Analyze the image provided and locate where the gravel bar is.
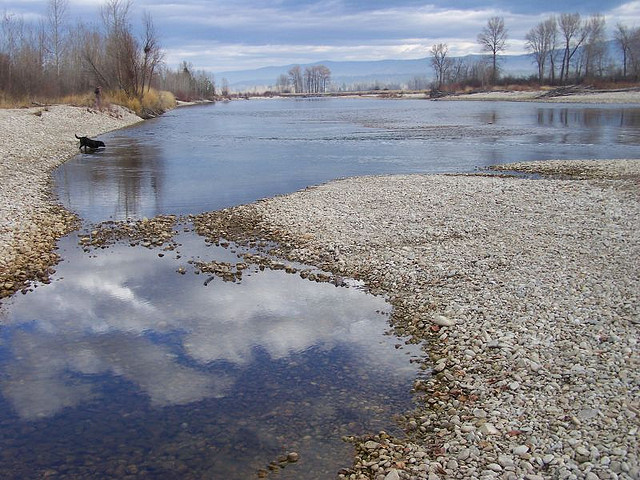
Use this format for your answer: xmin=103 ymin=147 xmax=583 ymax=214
xmin=195 ymin=161 xmax=640 ymax=480
xmin=0 ymin=105 xmax=141 ymax=299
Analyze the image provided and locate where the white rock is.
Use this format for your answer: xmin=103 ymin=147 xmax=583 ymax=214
xmin=513 ymin=445 xmax=529 ymax=456
xmin=385 ymin=469 xmax=400 ymax=480
xmin=497 ymin=454 xmax=514 ymax=467
xmin=364 ymin=440 xmax=380 ymax=450
xmin=457 ymin=448 xmax=471 ymax=461
xmin=479 ymin=423 xmax=499 ymax=435
xmin=432 ymin=315 xmax=456 ymax=326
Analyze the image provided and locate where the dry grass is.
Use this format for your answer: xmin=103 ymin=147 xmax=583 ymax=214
xmin=106 ymin=88 xmax=176 ymax=117
xmin=0 ymin=88 xmax=176 ymax=116
xmin=0 ymin=93 xmax=32 ymax=109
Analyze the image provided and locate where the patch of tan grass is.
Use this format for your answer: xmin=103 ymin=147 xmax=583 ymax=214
xmin=0 ymin=93 xmax=31 ymax=109
xmin=106 ymin=88 xmax=176 ymax=117
xmin=58 ymin=92 xmax=96 ymax=107
xmin=0 ymin=88 xmax=176 ymax=116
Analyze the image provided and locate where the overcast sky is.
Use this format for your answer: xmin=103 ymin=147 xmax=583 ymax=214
xmin=3 ymin=0 xmax=640 ymax=73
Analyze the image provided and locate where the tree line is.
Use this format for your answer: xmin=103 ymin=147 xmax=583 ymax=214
xmin=431 ymin=13 xmax=640 ymax=90
xmin=0 ymin=0 xmax=215 ymax=106
xmin=275 ymin=64 xmax=332 ymax=94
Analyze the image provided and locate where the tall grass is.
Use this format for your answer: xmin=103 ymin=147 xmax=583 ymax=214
xmin=107 ymin=88 xmax=176 ymax=117
xmin=0 ymin=88 xmax=176 ymax=117
xmin=0 ymin=93 xmax=34 ymax=108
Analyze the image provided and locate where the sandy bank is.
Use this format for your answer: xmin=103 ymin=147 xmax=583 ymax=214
xmin=194 ymin=160 xmax=640 ymax=479
xmin=436 ymin=88 xmax=640 ymax=104
xmin=0 ymin=104 xmax=142 ymax=299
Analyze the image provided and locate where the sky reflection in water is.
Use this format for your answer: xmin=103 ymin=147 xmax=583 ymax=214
xmin=0 ymin=234 xmax=421 ymax=478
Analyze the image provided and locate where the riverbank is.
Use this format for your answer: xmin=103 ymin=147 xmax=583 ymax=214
xmin=0 ymin=104 xmax=142 ymax=299
xmin=433 ymin=87 xmax=640 ymax=104
xmin=194 ymin=160 xmax=639 ymax=479
xmin=270 ymin=86 xmax=640 ymax=104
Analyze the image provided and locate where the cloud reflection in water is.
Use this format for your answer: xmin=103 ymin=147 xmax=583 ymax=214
xmin=0 ymin=235 xmax=416 ymax=421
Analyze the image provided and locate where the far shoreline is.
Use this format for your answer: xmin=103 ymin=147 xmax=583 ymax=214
xmin=247 ymin=86 xmax=640 ymax=104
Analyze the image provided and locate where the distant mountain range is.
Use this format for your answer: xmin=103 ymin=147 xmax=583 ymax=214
xmin=214 ymin=54 xmax=538 ymax=91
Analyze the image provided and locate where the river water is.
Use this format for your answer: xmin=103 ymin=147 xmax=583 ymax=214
xmin=1 ymin=98 xmax=639 ymax=479
xmin=54 ymin=98 xmax=640 ymax=222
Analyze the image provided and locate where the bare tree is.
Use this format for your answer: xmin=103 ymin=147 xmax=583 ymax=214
xmin=139 ymin=11 xmax=162 ymax=96
xmin=288 ymin=65 xmax=303 ymax=93
xmin=1 ymin=12 xmax=22 ymax=94
xmin=316 ymin=65 xmax=331 ymax=92
xmin=526 ymin=17 xmax=557 ymax=84
xmin=295 ymin=65 xmax=332 ymax=94
xmin=46 ymin=0 xmax=68 ymax=89
xmin=97 ymin=0 xmax=140 ymax=96
xmin=449 ymin=58 xmax=470 ymax=85
xmin=545 ymin=17 xmax=561 ymax=84
xmin=430 ymin=43 xmax=451 ymax=88
xmin=581 ymin=14 xmax=607 ymax=79
xmin=477 ymin=16 xmax=507 ymax=85
xmin=558 ymin=13 xmax=589 ymax=84
xmin=80 ymin=0 xmax=164 ymax=100
xmin=630 ymin=28 xmax=640 ymax=80
xmin=221 ymin=77 xmax=229 ymax=97
xmin=615 ymin=23 xmax=633 ymax=78
xmin=275 ymin=73 xmax=290 ymax=93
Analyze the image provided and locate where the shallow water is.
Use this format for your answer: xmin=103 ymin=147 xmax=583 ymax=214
xmin=2 ymin=98 xmax=640 ymax=478
xmin=54 ymin=98 xmax=640 ymax=222
xmin=0 ymin=232 xmax=423 ymax=479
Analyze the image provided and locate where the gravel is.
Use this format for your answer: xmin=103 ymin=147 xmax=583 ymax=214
xmin=0 ymin=104 xmax=141 ymax=299
xmin=195 ymin=161 xmax=640 ymax=479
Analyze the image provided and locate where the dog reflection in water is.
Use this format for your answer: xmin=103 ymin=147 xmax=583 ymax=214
xmin=75 ymin=134 xmax=106 ymax=152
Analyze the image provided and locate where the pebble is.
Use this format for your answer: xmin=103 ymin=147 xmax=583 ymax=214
xmin=479 ymin=423 xmax=499 ymax=435
xmin=385 ymin=469 xmax=400 ymax=480
xmin=433 ymin=359 xmax=447 ymax=372
xmin=457 ymin=448 xmax=471 ymax=461
xmin=431 ymin=314 xmax=456 ymax=326
xmin=498 ymin=455 xmax=514 ymax=467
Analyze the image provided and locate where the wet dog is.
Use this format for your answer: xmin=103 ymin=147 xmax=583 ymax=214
xmin=75 ymin=134 xmax=105 ymax=152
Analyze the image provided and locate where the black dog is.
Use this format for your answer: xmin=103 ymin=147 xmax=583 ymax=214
xmin=75 ymin=134 xmax=105 ymax=152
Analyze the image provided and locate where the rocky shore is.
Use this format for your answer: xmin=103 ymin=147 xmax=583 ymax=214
xmin=194 ymin=160 xmax=639 ymax=480
xmin=0 ymin=104 xmax=141 ymax=299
